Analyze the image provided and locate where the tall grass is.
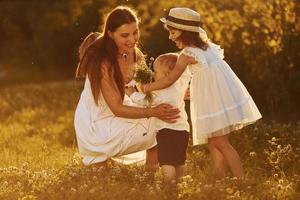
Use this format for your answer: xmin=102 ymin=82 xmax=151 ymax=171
xmin=0 ymin=81 xmax=299 ymax=200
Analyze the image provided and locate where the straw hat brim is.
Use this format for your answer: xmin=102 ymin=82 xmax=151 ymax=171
xmin=160 ymin=17 xmax=206 ymax=33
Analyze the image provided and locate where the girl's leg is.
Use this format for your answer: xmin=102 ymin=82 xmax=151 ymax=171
xmin=161 ymin=165 xmax=177 ymax=183
xmin=175 ymin=164 xmax=186 ymax=179
xmin=207 ymin=139 xmax=227 ymax=178
xmin=146 ymin=145 xmax=158 ymax=170
xmin=209 ymin=134 xmax=243 ymax=178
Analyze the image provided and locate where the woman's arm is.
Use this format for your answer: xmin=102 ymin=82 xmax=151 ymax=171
xmin=100 ymin=65 xmax=180 ymax=122
xmin=142 ymin=54 xmax=195 ymax=93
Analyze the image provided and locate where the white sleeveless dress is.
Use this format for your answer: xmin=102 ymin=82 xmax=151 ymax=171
xmin=181 ymin=43 xmax=262 ymax=145
xmin=74 ymin=78 xmax=157 ymax=165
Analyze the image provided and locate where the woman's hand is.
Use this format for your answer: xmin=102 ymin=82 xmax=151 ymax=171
xmin=151 ymin=103 xmax=180 ymax=123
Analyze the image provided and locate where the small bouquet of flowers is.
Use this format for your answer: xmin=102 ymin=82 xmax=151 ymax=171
xmin=134 ymin=57 xmax=155 ymax=107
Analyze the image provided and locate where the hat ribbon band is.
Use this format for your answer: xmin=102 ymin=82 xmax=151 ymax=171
xmin=166 ymin=15 xmax=201 ymax=27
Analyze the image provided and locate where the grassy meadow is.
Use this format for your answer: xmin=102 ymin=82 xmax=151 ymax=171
xmin=0 ymin=80 xmax=299 ymax=200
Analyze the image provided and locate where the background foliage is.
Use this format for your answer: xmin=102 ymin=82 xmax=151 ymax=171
xmin=0 ymin=0 xmax=299 ymax=119
xmin=0 ymin=1 xmax=299 ymax=199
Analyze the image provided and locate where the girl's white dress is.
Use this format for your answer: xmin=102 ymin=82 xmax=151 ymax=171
xmin=74 ymin=78 xmax=156 ymax=165
xmin=181 ymin=43 xmax=262 ymax=145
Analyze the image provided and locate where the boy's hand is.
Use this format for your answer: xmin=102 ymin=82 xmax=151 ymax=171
xmin=184 ymin=88 xmax=190 ymax=100
xmin=140 ymin=83 xmax=150 ymax=93
xmin=125 ymin=86 xmax=136 ymax=96
xmin=188 ymin=55 xmax=197 ymax=65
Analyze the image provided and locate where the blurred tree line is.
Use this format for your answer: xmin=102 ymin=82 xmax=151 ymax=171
xmin=0 ymin=0 xmax=299 ymax=120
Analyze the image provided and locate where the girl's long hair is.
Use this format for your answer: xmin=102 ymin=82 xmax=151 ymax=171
xmin=76 ymin=6 xmax=140 ymax=105
xmin=167 ymin=25 xmax=208 ymax=50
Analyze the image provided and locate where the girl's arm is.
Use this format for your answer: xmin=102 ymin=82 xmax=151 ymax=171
xmin=142 ymin=54 xmax=195 ymax=93
xmin=100 ymin=64 xmax=180 ymax=123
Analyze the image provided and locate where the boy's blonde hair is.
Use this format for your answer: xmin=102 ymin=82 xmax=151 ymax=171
xmin=154 ymin=53 xmax=178 ymax=71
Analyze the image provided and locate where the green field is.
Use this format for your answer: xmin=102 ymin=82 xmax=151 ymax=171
xmin=0 ymin=81 xmax=299 ymax=200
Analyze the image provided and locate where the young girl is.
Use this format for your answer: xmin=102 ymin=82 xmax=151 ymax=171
xmin=141 ymin=7 xmax=262 ymax=178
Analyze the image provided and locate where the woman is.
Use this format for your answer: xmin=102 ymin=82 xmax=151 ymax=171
xmin=74 ymin=6 xmax=180 ymax=166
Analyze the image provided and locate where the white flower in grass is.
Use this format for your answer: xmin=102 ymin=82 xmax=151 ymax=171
xmin=249 ymin=151 xmax=257 ymax=157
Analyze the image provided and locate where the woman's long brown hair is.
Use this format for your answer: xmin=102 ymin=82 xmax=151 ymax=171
xmin=76 ymin=6 xmax=140 ymax=105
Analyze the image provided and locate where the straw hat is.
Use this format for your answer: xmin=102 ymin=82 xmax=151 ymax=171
xmin=160 ymin=7 xmax=206 ymax=33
